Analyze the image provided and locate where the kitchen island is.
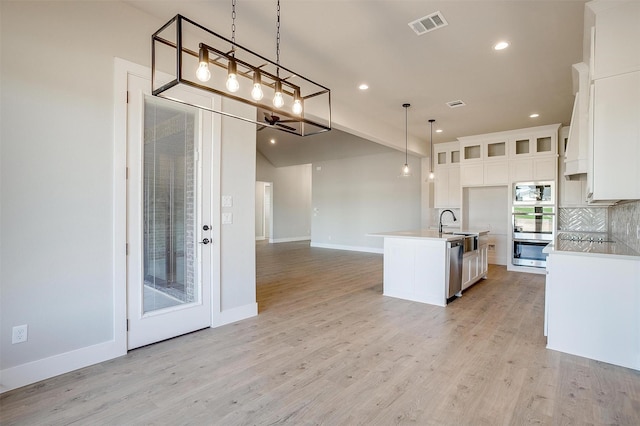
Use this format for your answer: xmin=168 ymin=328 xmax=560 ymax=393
xmin=371 ymin=229 xmax=489 ymax=307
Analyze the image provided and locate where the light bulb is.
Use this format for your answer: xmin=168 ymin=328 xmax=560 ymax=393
xmin=251 ymin=71 xmax=264 ymax=101
xmin=402 ymin=164 xmax=410 ymax=176
xmin=226 ymin=74 xmax=240 ymax=92
xmin=429 ymin=171 xmax=435 ymax=180
xmin=196 ymin=47 xmax=211 ymax=82
xmin=226 ymin=59 xmax=239 ymax=92
xmin=292 ymin=99 xmax=303 ymax=115
xmin=251 ymin=83 xmax=264 ymax=101
xmin=273 ymin=80 xmax=285 ymax=108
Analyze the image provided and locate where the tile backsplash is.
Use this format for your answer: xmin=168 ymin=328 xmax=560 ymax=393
xmin=558 ymin=207 xmax=608 ymax=232
xmin=609 ymin=200 xmax=640 ymax=253
xmin=559 ymin=201 xmax=640 ymax=253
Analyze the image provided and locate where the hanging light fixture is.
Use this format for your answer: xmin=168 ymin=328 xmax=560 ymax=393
xmin=225 ymin=0 xmax=240 ymax=93
xmin=428 ymin=119 xmax=436 ymax=180
xmin=151 ymin=4 xmax=331 ymax=136
xmin=401 ymin=103 xmax=411 ymax=177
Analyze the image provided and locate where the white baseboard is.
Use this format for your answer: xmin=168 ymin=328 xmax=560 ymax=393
xmin=212 ymin=302 xmax=258 ymax=328
xmin=310 ymin=242 xmax=383 ymax=254
xmin=0 ymin=340 xmax=126 ymax=394
xmin=269 ymin=236 xmax=311 ymax=243
xmin=256 ymin=236 xmax=266 ymax=241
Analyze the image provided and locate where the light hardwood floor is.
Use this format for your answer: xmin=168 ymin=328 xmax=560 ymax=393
xmin=2 ymin=241 xmax=639 ymax=425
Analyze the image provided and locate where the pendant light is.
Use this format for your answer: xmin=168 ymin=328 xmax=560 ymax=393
xmin=196 ymin=45 xmax=211 ymax=82
xmin=401 ymin=103 xmax=411 ymax=177
xmin=273 ymin=0 xmax=284 ymax=109
xmin=428 ymin=119 xmax=435 ymax=180
xmin=226 ymin=0 xmax=240 ymax=93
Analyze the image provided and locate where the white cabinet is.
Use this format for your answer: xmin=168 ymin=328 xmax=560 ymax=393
xmin=435 ymin=167 xmax=461 ymax=208
xmin=589 ymin=0 xmax=640 ymax=80
xmin=546 ymin=250 xmax=640 ymax=370
xmin=459 ymin=125 xmax=559 ymax=187
xmin=590 ymin=71 xmax=640 ymax=201
xmin=434 ymin=142 xmax=461 ymax=208
xmin=462 ymin=240 xmax=489 ymax=291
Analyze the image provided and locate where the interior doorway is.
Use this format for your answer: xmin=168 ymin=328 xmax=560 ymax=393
xmin=256 ymin=181 xmax=273 ymax=242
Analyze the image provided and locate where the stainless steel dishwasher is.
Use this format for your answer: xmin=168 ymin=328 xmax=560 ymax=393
xmin=446 ymin=239 xmax=464 ymax=301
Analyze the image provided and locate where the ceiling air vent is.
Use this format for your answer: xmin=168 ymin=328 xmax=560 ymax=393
xmin=446 ymin=100 xmax=466 ymax=108
xmin=408 ymin=11 xmax=448 ymax=36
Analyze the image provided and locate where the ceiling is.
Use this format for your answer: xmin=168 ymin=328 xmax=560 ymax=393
xmin=127 ymin=0 xmax=586 ymax=167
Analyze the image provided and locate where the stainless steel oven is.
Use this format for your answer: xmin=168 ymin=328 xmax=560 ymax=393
xmin=512 ymin=206 xmax=554 ymax=268
xmin=513 ymin=238 xmax=550 ymax=268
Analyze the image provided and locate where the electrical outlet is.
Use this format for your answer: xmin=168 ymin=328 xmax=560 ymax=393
xmin=12 ymin=324 xmax=28 ymax=344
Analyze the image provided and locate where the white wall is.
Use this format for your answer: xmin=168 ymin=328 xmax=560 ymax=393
xmin=255 ymin=182 xmax=266 ymax=239
xmin=0 ymin=1 xmax=256 ymax=391
xmin=311 ymin=151 xmax=422 ymax=252
xmin=463 ymin=186 xmax=510 ymax=265
xmin=256 ymin=152 xmax=312 ymax=242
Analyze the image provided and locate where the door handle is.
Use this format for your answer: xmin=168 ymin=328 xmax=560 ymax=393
xmin=203 ymin=225 xmax=211 ymax=231
xmin=199 ymin=238 xmax=211 ymax=245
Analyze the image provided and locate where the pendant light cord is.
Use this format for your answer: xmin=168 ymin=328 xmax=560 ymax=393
xmin=405 ymin=107 xmax=408 ymax=164
xmin=276 ymin=0 xmax=281 ymax=78
xmin=231 ymin=0 xmax=237 ymax=55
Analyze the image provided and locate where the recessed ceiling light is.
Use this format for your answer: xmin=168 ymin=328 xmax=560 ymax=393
xmin=436 ymin=129 xmax=443 ymax=133
xmin=270 ymin=139 xmax=276 ymax=144
xmin=358 ymin=83 xmax=369 ymax=90
xmin=529 ymin=113 xmax=540 ymax=118
xmin=494 ymin=41 xmax=509 ymax=51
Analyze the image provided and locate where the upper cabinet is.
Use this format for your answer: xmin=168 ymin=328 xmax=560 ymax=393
xmin=589 ymin=1 xmax=640 ymax=80
xmin=458 ymin=124 xmax=559 ymax=187
xmin=583 ymin=0 xmax=640 ymax=202
xmin=434 ymin=141 xmax=461 ymax=209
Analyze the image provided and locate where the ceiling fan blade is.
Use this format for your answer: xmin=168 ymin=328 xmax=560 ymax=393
xmin=277 ymin=123 xmax=297 ymax=132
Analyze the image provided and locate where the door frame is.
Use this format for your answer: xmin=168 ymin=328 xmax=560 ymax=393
xmin=113 ymin=58 xmax=222 ymax=352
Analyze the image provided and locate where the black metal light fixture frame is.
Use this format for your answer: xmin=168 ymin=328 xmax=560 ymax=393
xmin=152 ymin=14 xmax=331 ymax=137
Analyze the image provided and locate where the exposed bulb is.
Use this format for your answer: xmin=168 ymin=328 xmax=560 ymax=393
xmin=402 ymin=164 xmax=410 ymax=176
xmin=251 ymin=83 xmax=264 ymax=101
xmin=273 ymin=91 xmax=284 ymax=108
xmin=196 ymin=63 xmax=211 ymax=82
xmin=429 ymin=171 xmax=435 ymax=180
xmin=226 ymin=74 xmax=240 ymax=92
xmin=196 ymin=47 xmax=211 ymax=82
xmin=292 ymin=99 xmax=303 ymax=115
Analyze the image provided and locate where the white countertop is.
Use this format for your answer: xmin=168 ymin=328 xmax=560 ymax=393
xmin=369 ymin=229 xmax=489 ymax=242
xmin=543 ymin=237 xmax=640 ymax=260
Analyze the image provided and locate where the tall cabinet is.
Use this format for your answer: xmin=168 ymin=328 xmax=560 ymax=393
xmin=433 ymin=142 xmax=461 ymax=208
xmin=585 ymin=1 xmax=640 ymax=202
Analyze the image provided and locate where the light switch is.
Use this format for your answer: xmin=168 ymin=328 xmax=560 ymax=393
xmin=222 ymin=195 xmax=233 ymax=207
xmin=222 ymin=212 xmax=233 ymax=224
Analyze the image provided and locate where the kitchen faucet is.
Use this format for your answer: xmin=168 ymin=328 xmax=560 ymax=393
xmin=439 ymin=209 xmax=457 ymax=234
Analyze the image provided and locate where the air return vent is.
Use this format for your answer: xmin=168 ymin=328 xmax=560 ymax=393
xmin=408 ymin=11 xmax=448 ymax=35
xmin=446 ymin=100 xmax=466 ymax=108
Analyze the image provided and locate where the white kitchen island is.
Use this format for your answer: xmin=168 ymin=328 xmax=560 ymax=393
xmin=371 ymin=230 xmax=488 ymax=307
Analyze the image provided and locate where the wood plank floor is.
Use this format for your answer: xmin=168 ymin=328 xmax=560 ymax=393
xmin=2 ymin=241 xmax=639 ymax=425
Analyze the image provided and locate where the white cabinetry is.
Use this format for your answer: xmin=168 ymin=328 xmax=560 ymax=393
xmin=583 ymin=1 xmax=640 ymax=202
xmin=590 ymin=71 xmax=640 ymax=201
xmin=462 ymin=237 xmax=489 ymax=291
xmin=590 ymin=1 xmax=640 ymax=80
xmin=546 ymin=250 xmax=640 ymax=370
xmin=434 ymin=142 xmax=461 ymax=208
xmin=458 ymin=125 xmax=559 ymax=187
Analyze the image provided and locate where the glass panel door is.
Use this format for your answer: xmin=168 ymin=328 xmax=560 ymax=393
xmin=143 ymin=97 xmax=197 ymax=312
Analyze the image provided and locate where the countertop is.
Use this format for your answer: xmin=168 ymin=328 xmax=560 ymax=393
xmin=369 ymin=229 xmax=489 ymax=242
xmin=543 ymin=233 xmax=640 ymax=259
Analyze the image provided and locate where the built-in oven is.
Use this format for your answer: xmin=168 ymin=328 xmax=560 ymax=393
xmin=513 ymin=238 xmax=549 ymax=268
xmin=513 ymin=181 xmax=554 ymax=205
xmin=512 ymin=206 xmax=554 ymax=268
